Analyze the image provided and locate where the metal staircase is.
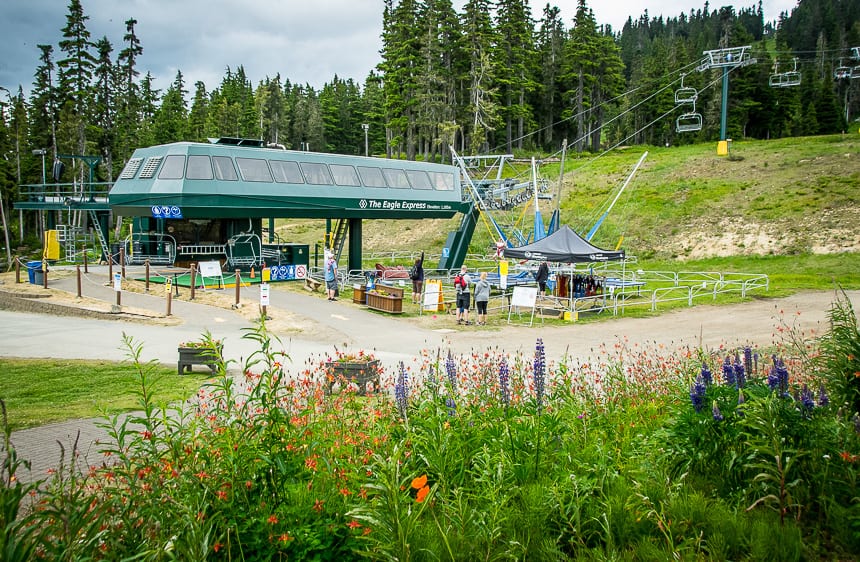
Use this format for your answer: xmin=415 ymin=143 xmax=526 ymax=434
xmin=88 ymin=210 xmax=110 ymax=263
xmin=330 ymin=219 xmax=349 ymax=261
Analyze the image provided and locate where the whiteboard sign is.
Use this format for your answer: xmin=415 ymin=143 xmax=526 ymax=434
xmin=113 ymin=273 xmax=122 ymax=292
xmin=423 ymin=280 xmax=442 ymax=311
xmin=510 ymin=286 xmax=537 ymax=308
xmin=260 ymin=283 xmax=270 ymax=306
xmin=199 ymin=260 xmax=222 ymax=277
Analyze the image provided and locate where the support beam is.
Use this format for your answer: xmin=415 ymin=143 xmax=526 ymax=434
xmin=348 ymin=218 xmax=362 ymax=273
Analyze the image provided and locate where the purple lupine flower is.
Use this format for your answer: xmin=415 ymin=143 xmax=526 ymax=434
xmin=776 ymin=358 xmax=790 ymax=396
xmin=712 ymin=401 xmax=724 ymax=422
xmin=690 ymin=375 xmax=707 ymax=413
xmin=744 ymin=347 xmax=753 ymax=378
xmin=800 ymin=384 xmax=815 ymax=412
xmin=499 ymin=358 xmax=511 ymax=407
xmin=394 ymin=361 xmax=409 ymax=418
xmin=445 ymin=350 xmax=457 ymax=391
xmin=722 ymin=356 xmax=735 ymax=387
xmin=445 ymin=397 xmax=457 ymax=416
xmin=753 ymin=351 xmax=759 ymax=375
xmin=700 ymin=362 xmax=712 ymax=386
xmin=534 ymin=338 xmax=546 ymax=411
xmin=733 ymin=353 xmax=746 ymax=389
xmin=767 ymin=355 xmax=779 ymax=391
xmin=818 ymin=384 xmax=829 ymax=407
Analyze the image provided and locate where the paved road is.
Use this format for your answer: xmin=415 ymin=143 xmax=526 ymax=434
xmin=3 ymin=268 xmax=857 ymax=483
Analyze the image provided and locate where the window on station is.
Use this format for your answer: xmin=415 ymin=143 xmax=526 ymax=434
xmin=330 ymin=164 xmax=361 ymax=186
xmin=382 ymin=168 xmax=410 ymax=189
xmin=428 ymin=171 xmax=455 ymax=191
xmin=405 ymin=170 xmax=432 ymax=190
xmin=300 ymin=162 xmax=333 ymax=185
xmin=236 ymin=157 xmax=274 ymax=182
xmin=357 ymin=166 xmax=386 ymax=187
xmin=270 ymin=160 xmax=304 ymax=183
xmin=213 ymin=156 xmax=238 ymax=181
xmin=158 ymin=155 xmax=186 ymax=179
xmin=186 ymin=155 xmax=214 ymax=180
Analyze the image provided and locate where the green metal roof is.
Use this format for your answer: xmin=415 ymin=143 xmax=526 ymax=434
xmin=109 ymin=141 xmax=468 ymax=220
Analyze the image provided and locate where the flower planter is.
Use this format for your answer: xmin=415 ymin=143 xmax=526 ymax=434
xmin=325 ymin=359 xmax=381 ymax=393
xmin=366 ymin=292 xmax=403 ymax=313
xmin=353 ymin=284 xmax=367 ymax=305
xmin=178 ymin=345 xmax=222 ymax=375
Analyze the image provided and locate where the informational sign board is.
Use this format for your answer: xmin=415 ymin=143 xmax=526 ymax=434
xmin=151 ymin=205 xmax=183 ymax=219
xmin=422 ymin=280 xmax=443 ymax=312
xmin=199 ymin=261 xmax=222 ymax=277
xmin=262 ymin=267 xmax=271 ymax=282
xmin=113 ymin=272 xmax=122 ymax=292
xmin=197 ymin=260 xmax=225 ymax=290
xmin=295 ymin=264 xmax=307 ymax=279
xmin=507 ymin=286 xmax=538 ymax=327
xmin=165 ymin=278 xmax=172 ymax=294
xmin=260 ymin=283 xmax=270 ymax=306
xmin=269 ymin=264 xmax=297 ymax=281
xmin=499 ymin=260 xmax=509 ymax=290
xmin=510 ymin=286 xmax=537 ymax=308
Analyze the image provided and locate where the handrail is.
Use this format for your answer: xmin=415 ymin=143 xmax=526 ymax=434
xmin=18 ymin=181 xmax=112 ymax=203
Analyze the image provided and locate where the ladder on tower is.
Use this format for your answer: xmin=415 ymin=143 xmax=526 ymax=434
xmin=330 ymin=219 xmax=349 ymax=262
xmin=88 ymin=209 xmax=111 ymax=263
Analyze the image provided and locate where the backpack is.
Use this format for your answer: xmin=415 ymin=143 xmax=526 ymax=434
xmin=454 ymin=274 xmax=467 ymax=291
xmin=409 ymin=264 xmax=419 ymax=280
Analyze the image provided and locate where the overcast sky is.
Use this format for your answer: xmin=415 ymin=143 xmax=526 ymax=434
xmin=0 ymin=0 xmax=799 ymax=98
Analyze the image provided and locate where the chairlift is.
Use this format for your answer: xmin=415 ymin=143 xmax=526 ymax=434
xmin=835 ymin=58 xmax=852 ymax=80
xmin=769 ymin=58 xmax=801 ymax=88
xmin=675 ymin=73 xmax=698 ymax=105
xmin=676 ymin=111 xmax=703 ymax=133
xmin=851 ymin=65 xmax=860 ymax=80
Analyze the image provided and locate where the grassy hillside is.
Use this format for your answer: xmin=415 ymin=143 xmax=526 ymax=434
xmin=275 ymin=134 xmax=860 ymax=271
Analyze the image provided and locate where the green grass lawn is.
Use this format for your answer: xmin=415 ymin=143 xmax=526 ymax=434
xmin=0 ymin=358 xmax=213 ymax=429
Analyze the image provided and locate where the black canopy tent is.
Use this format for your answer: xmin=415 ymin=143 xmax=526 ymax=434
xmin=503 ymin=225 xmax=625 ymax=263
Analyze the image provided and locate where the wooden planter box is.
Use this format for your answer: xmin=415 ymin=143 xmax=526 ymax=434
xmin=366 ymin=292 xmax=403 ymax=313
xmin=178 ymin=345 xmax=222 ymax=375
xmin=366 ymin=284 xmax=404 ymax=313
xmin=353 ymin=284 xmax=367 ymax=304
xmin=325 ymin=359 xmax=381 ymax=393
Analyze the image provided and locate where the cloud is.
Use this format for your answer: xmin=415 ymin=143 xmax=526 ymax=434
xmin=0 ymin=0 xmax=803 ymax=99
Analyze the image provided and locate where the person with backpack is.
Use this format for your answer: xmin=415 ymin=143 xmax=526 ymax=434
xmin=325 ymin=251 xmax=338 ymax=301
xmin=454 ymin=265 xmax=472 ymax=325
xmin=409 ymin=251 xmax=425 ymax=304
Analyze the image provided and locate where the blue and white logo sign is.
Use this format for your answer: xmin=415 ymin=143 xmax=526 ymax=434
xmin=151 ymin=205 xmax=183 ymax=219
xmin=269 ymin=265 xmax=296 ymax=281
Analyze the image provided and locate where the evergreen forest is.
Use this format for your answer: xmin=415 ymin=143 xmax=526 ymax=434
xmin=1 ymin=0 xmax=859 ymax=195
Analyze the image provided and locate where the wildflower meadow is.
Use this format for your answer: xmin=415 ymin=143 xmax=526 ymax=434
xmin=1 ymin=293 xmax=859 ymax=560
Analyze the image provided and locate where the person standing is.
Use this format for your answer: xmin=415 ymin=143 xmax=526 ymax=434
xmin=410 ymin=251 xmax=425 ymax=304
xmin=325 ymin=251 xmax=338 ymax=301
xmin=454 ymin=265 xmax=472 ymax=325
xmin=535 ymin=261 xmax=550 ymax=296
xmin=474 ymin=271 xmax=491 ymax=325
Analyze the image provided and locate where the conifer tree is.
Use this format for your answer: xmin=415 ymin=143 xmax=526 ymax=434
xmin=57 ymin=0 xmax=97 ymax=160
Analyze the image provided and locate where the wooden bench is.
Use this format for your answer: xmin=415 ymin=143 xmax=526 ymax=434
xmin=177 ymin=346 xmax=221 ymax=375
xmin=305 ymin=277 xmax=323 ymax=292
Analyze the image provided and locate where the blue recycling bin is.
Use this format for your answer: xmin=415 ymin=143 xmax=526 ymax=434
xmin=26 ymin=261 xmax=41 ymax=284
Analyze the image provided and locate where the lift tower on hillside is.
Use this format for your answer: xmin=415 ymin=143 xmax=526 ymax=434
xmin=698 ymin=46 xmax=756 ymax=152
